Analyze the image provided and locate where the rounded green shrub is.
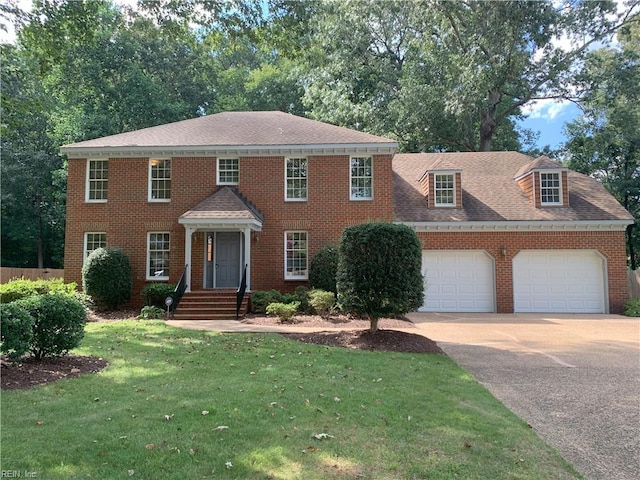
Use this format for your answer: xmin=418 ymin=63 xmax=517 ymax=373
xmin=14 ymin=294 xmax=87 ymax=359
xmin=82 ymin=247 xmax=132 ymax=310
xmin=309 ymin=244 xmax=339 ymax=293
xmin=141 ymin=283 xmax=175 ymax=308
xmin=0 ymin=303 xmax=34 ymax=360
xmin=251 ymin=290 xmax=284 ymax=313
xmin=266 ymin=302 xmax=300 ymax=323
xmin=309 ymin=289 xmax=335 ymax=317
xmin=624 ymin=297 xmax=640 ymax=317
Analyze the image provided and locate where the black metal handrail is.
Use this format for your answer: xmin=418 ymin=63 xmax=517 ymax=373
xmin=172 ymin=264 xmax=188 ymax=312
xmin=236 ymin=264 xmax=247 ymax=319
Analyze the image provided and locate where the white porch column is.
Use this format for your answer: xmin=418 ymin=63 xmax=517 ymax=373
xmin=244 ymin=227 xmax=251 ymax=290
xmin=184 ymin=227 xmax=195 ymax=293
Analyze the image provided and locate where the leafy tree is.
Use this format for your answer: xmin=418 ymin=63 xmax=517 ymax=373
xmin=299 ymin=0 xmax=638 ymax=152
xmin=1 ymin=44 xmax=66 ymax=268
xmin=564 ymin=22 xmax=640 ymax=269
xmin=336 ymin=223 xmax=424 ymax=333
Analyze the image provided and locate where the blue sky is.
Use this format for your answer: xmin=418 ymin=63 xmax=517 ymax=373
xmin=519 ymin=100 xmax=581 ymax=151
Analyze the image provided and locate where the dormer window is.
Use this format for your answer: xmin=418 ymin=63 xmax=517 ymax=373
xmin=434 ymin=173 xmax=455 ymax=206
xmin=540 ymin=171 xmax=561 ymax=205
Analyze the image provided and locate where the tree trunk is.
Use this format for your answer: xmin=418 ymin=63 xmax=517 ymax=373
xmin=478 ymin=89 xmax=502 ymax=152
xmin=369 ymin=316 xmax=379 ymax=334
xmin=34 ymin=193 xmax=44 ymax=268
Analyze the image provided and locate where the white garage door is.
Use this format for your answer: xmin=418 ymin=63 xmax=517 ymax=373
xmin=513 ymin=250 xmax=606 ymax=313
xmin=420 ymin=251 xmax=495 ymax=312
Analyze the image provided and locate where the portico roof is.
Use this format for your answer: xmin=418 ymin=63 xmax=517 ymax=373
xmin=178 ymin=187 xmax=263 ymax=230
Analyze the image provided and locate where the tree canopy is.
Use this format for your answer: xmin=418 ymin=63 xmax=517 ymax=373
xmin=1 ymin=0 xmax=638 ymax=268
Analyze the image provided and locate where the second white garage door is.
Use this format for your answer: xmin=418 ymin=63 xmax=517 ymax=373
xmin=420 ymin=250 xmax=495 ymax=312
xmin=513 ymin=250 xmax=606 ymax=313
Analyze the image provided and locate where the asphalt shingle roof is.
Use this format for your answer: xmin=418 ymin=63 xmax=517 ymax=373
xmin=62 ymin=111 xmax=396 ymax=149
xmin=180 ymin=187 xmax=264 ymax=222
xmin=393 ymin=151 xmax=633 ymax=223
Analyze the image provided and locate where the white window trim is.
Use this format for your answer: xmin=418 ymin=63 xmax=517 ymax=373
xmin=217 ymin=157 xmax=240 ymax=185
xmin=85 ymin=159 xmax=108 ymax=203
xmin=284 ymin=157 xmax=308 ymax=202
xmin=284 ymin=231 xmax=308 ymax=280
xmin=433 ymin=172 xmax=456 ymax=207
xmin=147 ymin=232 xmax=170 ymax=281
xmin=83 ymin=232 xmax=106 ymax=262
xmin=148 ymin=158 xmax=171 ymax=203
xmin=349 ymin=156 xmax=373 ymax=201
xmin=539 ymin=170 xmax=563 ymax=206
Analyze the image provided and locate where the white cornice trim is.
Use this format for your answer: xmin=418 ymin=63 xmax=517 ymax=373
xmin=398 ymin=220 xmax=633 ymax=232
xmin=178 ymin=217 xmax=262 ymax=231
xmin=60 ymin=143 xmax=398 ymax=159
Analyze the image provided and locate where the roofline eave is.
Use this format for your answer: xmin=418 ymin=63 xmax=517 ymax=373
xmin=60 ymin=142 xmax=398 ymax=159
xmin=178 ymin=217 xmax=263 ymax=231
xmin=397 ymin=219 xmax=633 ymax=232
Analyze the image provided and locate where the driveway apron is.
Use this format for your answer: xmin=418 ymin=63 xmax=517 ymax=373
xmin=406 ymin=313 xmax=640 ymax=480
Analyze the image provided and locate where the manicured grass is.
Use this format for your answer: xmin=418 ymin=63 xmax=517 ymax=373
xmin=1 ymin=321 xmax=582 ymax=479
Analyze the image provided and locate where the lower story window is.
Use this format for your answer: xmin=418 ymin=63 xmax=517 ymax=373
xmin=285 ymin=231 xmax=308 ymax=280
xmin=84 ymin=232 xmax=106 ymax=262
xmin=148 ymin=232 xmax=170 ymax=280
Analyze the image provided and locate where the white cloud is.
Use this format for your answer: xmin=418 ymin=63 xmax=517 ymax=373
xmin=523 ymin=99 xmax=572 ymax=121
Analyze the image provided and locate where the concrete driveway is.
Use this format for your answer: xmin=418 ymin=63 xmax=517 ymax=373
xmin=406 ymin=312 xmax=640 ymax=480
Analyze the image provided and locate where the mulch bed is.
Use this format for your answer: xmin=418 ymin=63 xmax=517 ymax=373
xmin=283 ymin=329 xmax=444 ymax=354
xmin=1 ymin=355 xmax=108 ymax=391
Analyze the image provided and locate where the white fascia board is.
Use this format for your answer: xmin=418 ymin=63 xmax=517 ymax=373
xmin=60 ymin=143 xmax=398 ymax=159
xmin=178 ymin=217 xmax=262 ymax=231
xmin=398 ymin=220 xmax=633 ymax=232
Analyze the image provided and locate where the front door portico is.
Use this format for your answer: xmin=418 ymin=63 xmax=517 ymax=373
xmin=178 ymin=187 xmax=264 ymax=293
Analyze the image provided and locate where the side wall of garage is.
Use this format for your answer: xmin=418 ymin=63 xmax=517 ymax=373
xmin=415 ymin=230 xmax=628 ymax=314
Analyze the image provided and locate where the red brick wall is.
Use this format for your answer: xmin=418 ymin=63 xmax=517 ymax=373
xmin=64 ymin=154 xmax=394 ymax=306
xmin=415 ymin=230 xmax=628 ymax=314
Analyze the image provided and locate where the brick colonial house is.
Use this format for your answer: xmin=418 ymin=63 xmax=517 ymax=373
xmin=61 ymin=111 xmax=633 ymax=315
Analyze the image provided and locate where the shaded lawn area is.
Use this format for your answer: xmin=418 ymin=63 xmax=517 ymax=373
xmin=1 ymin=321 xmax=582 ymax=480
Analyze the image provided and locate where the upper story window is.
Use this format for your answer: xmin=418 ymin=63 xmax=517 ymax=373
xmin=284 ymin=231 xmax=308 ymax=280
xmin=350 ymin=156 xmax=373 ymax=200
xmin=434 ymin=173 xmax=455 ymax=206
xmin=285 ymin=157 xmax=307 ymax=201
xmin=218 ymin=158 xmax=239 ymax=185
xmin=84 ymin=232 xmax=106 ymax=262
xmin=86 ymin=159 xmax=108 ymax=202
xmin=149 ymin=159 xmax=171 ymax=202
xmin=540 ymin=171 xmax=561 ymax=205
xmin=147 ymin=232 xmax=170 ymax=280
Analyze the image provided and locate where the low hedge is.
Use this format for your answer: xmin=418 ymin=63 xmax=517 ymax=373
xmin=0 ymin=278 xmax=77 ymax=304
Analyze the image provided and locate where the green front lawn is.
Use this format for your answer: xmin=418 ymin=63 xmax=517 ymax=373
xmin=1 ymin=321 xmax=581 ymax=479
